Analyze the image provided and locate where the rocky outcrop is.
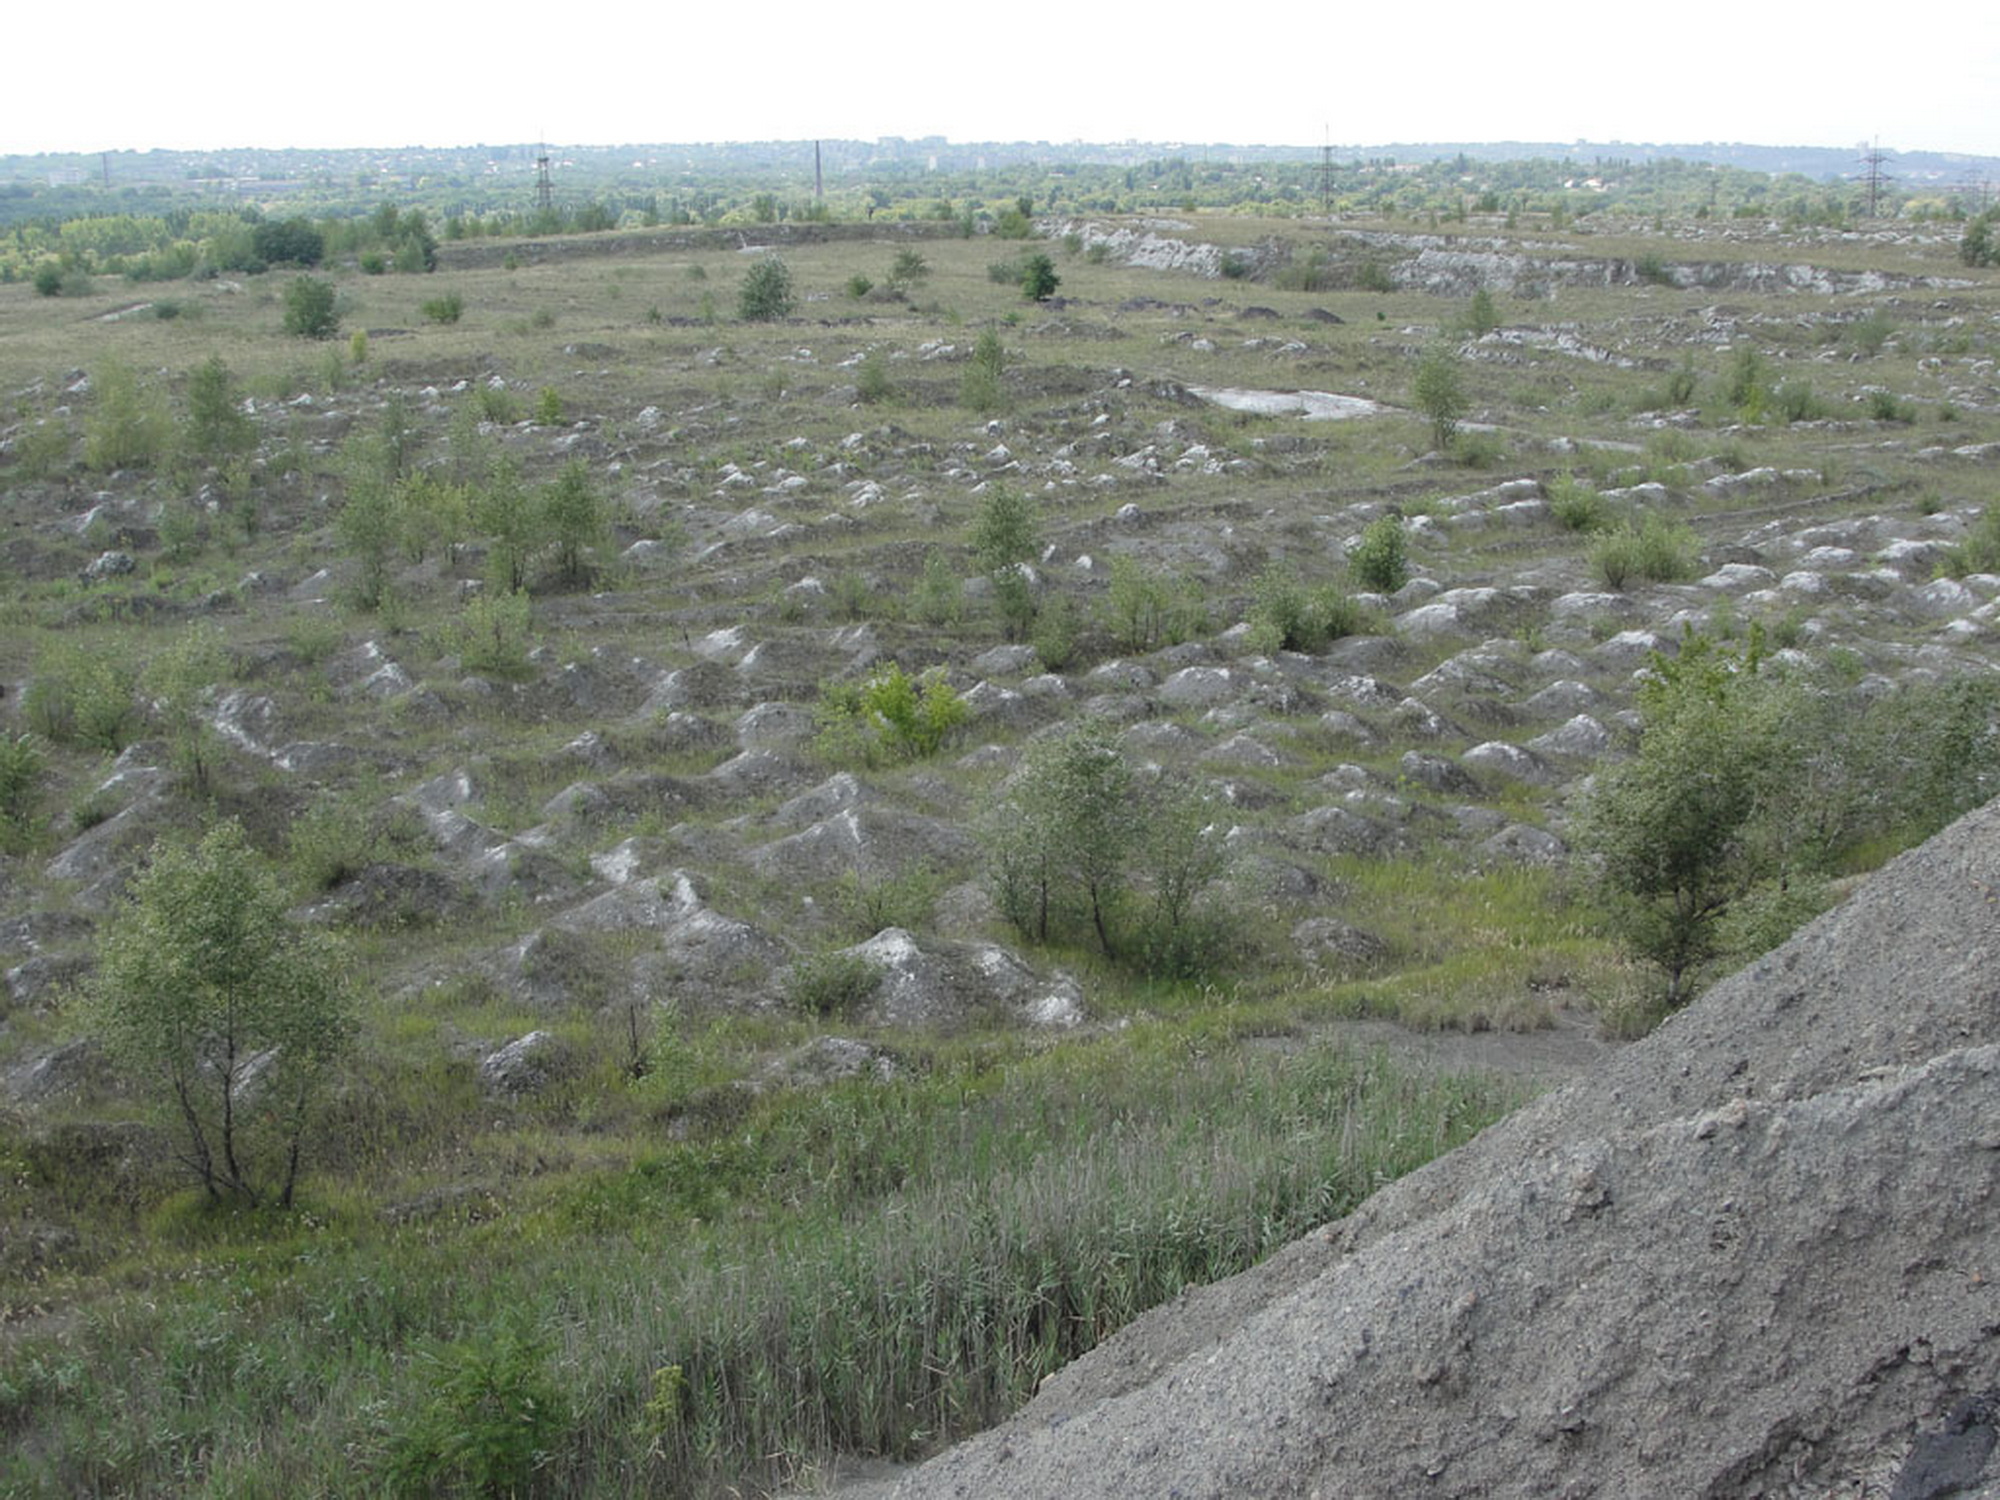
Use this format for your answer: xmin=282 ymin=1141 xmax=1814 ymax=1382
xmin=863 ymin=798 xmax=2000 ymax=1499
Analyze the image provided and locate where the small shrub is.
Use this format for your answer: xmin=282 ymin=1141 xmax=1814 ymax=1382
xmin=887 ymin=248 xmax=930 ymax=289
xmin=23 ymin=638 xmax=138 ymax=750
xmin=1771 ymin=379 xmax=1827 ymax=424
xmin=1663 ymin=360 xmax=1699 ymax=406
xmin=0 ymin=733 xmax=44 ymax=852
xmin=386 ymin=1331 xmax=568 ymax=1498
xmin=910 ymin=548 xmax=962 ymax=628
xmin=445 ymin=589 xmax=536 ymax=678
xmin=1356 ymin=259 xmax=1397 ymax=293
xmin=1020 ymin=252 xmax=1060 ymax=301
xmin=845 ymin=273 xmax=874 ymax=300
xmin=1937 ymin=506 xmax=2000 ymax=578
xmin=738 ymin=256 xmax=794 ymax=321
xmin=1548 ymin=474 xmax=1611 ymax=533
xmin=83 ymin=360 xmax=170 ymax=472
xmin=477 ymin=384 xmax=521 ymax=424
xmin=855 ymin=349 xmax=893 ymax=405
xmin=420 ymin=291 xmax=464 ymax=324
xmin=1103 ymin=556 xmax=1207 ymax=652
xmin=1032 ymin=594 xmax=1081 ymax=671
xmin=816 ymin=664 xmax=968 ymax=765
xmin=534 ymin=386 xmax=564 ymax=425
xmin=1247 ymin=566 xmax=1365 ymax=653
xmin=961 ymin=328 xmax=1007 ymax=414
xmin=1592 ymin=513 xmax=1700 ymax=590
xmin=1866 ymin=389 xmax=1914 ymax=423
xmin=1348 ymin=515 xmax=1410 ymax=593
xmin=282 ymin=275 xmax=340 ymax=339
xmin=1462 ymin=287 xmax=1499 ymax=336
xmin=1722 ymin=346 xmax=1768 ymax=417
xmin=1411 ymin=345 xmax=1466 ymax=451
xmin=785 ymin=950 xmax=882 ymax=1018
xmin=1845 ymin=312 xmax=1894 ymax=355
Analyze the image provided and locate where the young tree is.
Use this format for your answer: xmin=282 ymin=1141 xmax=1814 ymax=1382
xmin=539 ymin=459 xmax=605 ymax=587
xmin=1020 ymin=252 xmax=1060 ymax=301
xmin=1411 ymin=344 xmax=1466 ymax=451
xmin=987 ymin=721 xmax=1134 ymax=955
xmin=972 ymin=484 xmax=1040 ymax=639
xmin=143 ymin=621 xmax=227 ymax=796
xmin=960 ymin=328 xmax=1007 ymax=413
xmin=182 ymin=354 xmax=256 ymax=466
xmin=282 ymin=275 xmax=340 ymax=339
xmin=737 ymin=256 xmax=794 ymax=321
xmin=475 ymin=457 xmax=544 ymax=592
xmin=1575 ymin=634 xmax=1787 ymax=1005
xmin=92 ymin=821 xmax=355 ymax=1208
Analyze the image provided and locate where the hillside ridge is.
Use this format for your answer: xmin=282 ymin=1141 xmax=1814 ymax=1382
xmin=856 ymin=796 xmax=2000 ymax=1498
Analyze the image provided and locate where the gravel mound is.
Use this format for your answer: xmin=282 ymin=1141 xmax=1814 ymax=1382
xmin=864 ymin=799 xmax=2000 ymax=1499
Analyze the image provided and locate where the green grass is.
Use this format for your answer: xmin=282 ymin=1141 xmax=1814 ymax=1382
xmin=1 ymin=206 xmax=1996 ymax=1499
xmin=0 ymin=1024 xmax=1518 ymax=1496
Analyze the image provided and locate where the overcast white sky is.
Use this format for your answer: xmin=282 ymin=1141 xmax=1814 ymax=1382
xmin=11 ymin=0 xmax=1999 ymax=159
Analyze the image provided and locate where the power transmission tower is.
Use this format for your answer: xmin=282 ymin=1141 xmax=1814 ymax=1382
xmin=535 ymin=142 xmax=554 ymax=216
xmin=1320 ymin=127 xmax=1332 ymax=215
xmin=1859 ymin=140 xmax=1891 ymax=219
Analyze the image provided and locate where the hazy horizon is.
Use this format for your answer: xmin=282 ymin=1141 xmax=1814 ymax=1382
xmin=18 ymin=0 xmax=1999 ymax=160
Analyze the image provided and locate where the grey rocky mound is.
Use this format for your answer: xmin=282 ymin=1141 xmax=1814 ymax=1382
xmin=864 ymin=799 xmax=2000 ymax=1499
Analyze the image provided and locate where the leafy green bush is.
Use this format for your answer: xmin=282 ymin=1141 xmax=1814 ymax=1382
xmin=855 ymin=348 xmax=893 ymax=405
xmin=845 ymin=273 xmax=873 ymax=299
xmin=180 ymin=354 xmax=255 ymax=465
xmin=90 ymin=820 xmax=355 ymax=1206
xmin=386 ymin=1330 xmax=568 ymax=1497
xmin=784 ymin=950 xmax=883 ymax=1018
xmin=1937 ymin=506 xmax=2000 ymax=578
xmin=420 ymin=291 xmax=464 ymax=324
xmin=985 ymin=724 xmax=1231 ymax=970
xmin=1866 ymin=389 xmax=1914 ymax=423
xmin=960 ymin=328 xmax=1006 ymax=413
xmin=911 ymin=547 xmax=962 ymax=627
xmin=1246 ymin=565 xmax=1364 ymax=653
xmin=815 ymin=664 xmax=968 ymax=765
xmin=1347 ymin=515 xmax=1410 ymax=593
xmin=0 ymin=733 xmax=44 ymax=852
xmin=1548 ymin=474 xmax=1611 ymax=532
xmin=1958 ymin=208 xmax=1998 ymax=267
xmin=1356 ymin=258 xmax=1397 ymax=292
xmin=83 ymin=359 xmax=171 ymax=472
xmin=476 ymin=384 xmax=521 ymax=424
xmin=1032 ymin=594 xmax=1082 ymax=671
xmin=1103 ymin=556 xmax=1207 ymax=652
xmin=887 ymin=247 xmax=930 ymax=289
xmin=1020 ymin=252 xmax=1060 ymax=301
xmin=1771 ymin=379 xmax=1827 ymax=424
xmin=1591 ymin=513 xmax=1700 ymax=589
xmin=737 ymin=256 xmax=794 ymax=321
xmin=281 ymin=275 xmax=339 ymax=339
xmin=1722 ymin=346 xmax=1768 ymax=418
xmin=1411 ymin=345 xmax=1466 ymax=450
xmin=445 ymin=589 xmax=536 ymax=679
xmin=22 ymin=637 xmax=138 ymax=750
